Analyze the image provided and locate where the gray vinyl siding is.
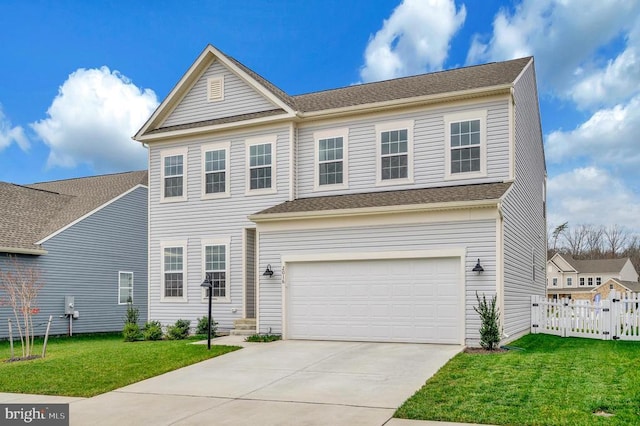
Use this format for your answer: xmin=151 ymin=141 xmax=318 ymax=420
xmin=0 ymin=187 xmax=148 ymax=338
xmin=296 ymin=99 xmax=511 ymax=198
xmin=258 ymin=219 xmax=497 ymax=345
xmin=245 ymin=228 xmax=256 ymax=319
xmin=501 ymin=62 xmax=547 ymax=339
xmin=163 ymin=60 xmax=279 ymax=128
xmin=148 ymin=126 xmax=290 ymax=331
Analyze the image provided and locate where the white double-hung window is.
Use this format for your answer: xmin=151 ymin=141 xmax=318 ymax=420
xmin=202 ymin=238 xmax=230 ymax=302
xmin=375 ymin=120 xmax=414 ymax=186
xmin=314 ymin=128 xmax=348 ymax=190
xmin=118 ymin=272 xmax=134 ymax=304
xmin=202 ymin=142 xmax=230 ymax=198
xmin=161 ymin=148 xmax=188 ymax=202
xmin=246 ymin=135 xmax=277 ymax=194
xmin=161 ymin=241 xmax=187 ymax=302
xmin=444 ymin=110 xmax=487 ymax=180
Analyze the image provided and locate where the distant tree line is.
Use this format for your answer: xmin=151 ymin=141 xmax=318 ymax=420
xmin=548 ymin=223 xmax=640 ymax=274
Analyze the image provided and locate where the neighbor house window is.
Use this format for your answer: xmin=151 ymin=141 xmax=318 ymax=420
xmin=161 ymin=148 xmax=188 ymax=201
xmin=376 ymin=121 xmax=414 ymax=185
xmin=552 ymin=278 xmax=557 ymax=286
xmin=162 ymin=241 xmax=187 ymax=301
xmin=202 ymin=238 xmax=230 ymax=302
xmin=118 ymin=272 xmax=133 ymax=304
xmin=202 ymin=142 xmax=230 ymax=198
xmin=567 ymin=277 xmax=573 ymax=286
xmin=588 ymin=277 xmax=593 ymax=286
xmin=444 ymin=111 xmax=487 ymax=179
xmin=315 ymin=128 xmax=348 ymax=190
xmin=579 ymin=277 xmax=585 ymax=286
xmin=246 ymin=136 xmax=277 ymax=194
xmin=596 ymin=277 xmax=602 ymax=286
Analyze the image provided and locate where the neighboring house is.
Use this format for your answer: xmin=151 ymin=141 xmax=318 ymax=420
xmin=0 ymin=171 xmax=148 ymax=338
xmin=592 ymin=278 xmax=640 ymax=301
xmin=546 ymin=253 xmax=639 ymax=301
xmin=133 ymin=44 xmax=546 ymax=346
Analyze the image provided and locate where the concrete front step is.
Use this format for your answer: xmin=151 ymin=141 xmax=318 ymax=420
xmin=231 ymin=318 xmax=256 ymax=336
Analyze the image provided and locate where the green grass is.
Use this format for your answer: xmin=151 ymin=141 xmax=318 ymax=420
xmin=0 ymin=333 xmax=240 ymax=397
xmin=395 ymin=334 xmax=640 ymax=425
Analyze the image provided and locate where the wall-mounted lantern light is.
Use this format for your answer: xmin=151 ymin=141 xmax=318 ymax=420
xmin=263 ymin=264 xmax=274 ymax=278
xmin=472 ymin=259 xmax=484 ymax=273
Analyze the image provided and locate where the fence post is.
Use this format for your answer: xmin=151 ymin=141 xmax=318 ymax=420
xmin=601 ymin=299 xmax=611 ymax=340
xmin=42 ymin=315 xmax=53 ymax=358
xmin=531 ymin=295 xmax=538 ymax=334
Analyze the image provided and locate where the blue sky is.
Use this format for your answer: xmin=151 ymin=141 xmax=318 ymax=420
xmin=1 ymin=0 xmax=639 ymax=232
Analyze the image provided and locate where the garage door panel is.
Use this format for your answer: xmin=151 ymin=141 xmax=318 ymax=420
xmin=286 ymin=257 xmax=462 ymax=344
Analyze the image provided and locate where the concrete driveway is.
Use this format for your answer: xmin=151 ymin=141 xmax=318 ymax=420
xmin=66 ymin=336 xmax=461 ymax=425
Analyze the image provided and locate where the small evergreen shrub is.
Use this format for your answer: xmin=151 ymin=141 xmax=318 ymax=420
xmin=473 ymin=292 xmax=501 ymax=350
xmin=142 ymin=321 xmax=163 ymax=341
xmin=196 ymin=316 xmax=218 ymax=336
xmin=123 ymin=323 xmax=142 ymax=342
xmin=123 ymin=300 xmax=139 ymax=325
xmin=166 ymin=319 xmax=191 ymax=340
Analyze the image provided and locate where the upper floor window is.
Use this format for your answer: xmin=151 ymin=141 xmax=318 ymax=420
xmin=202 ymin=238 xmax=231 ymax=303
xmin=161 ymin=148 xmax=188 ymax=202
xmin=246 ymin=135 xmax=277 ymax=195
xmin=579 ymin=277 xmax=585 ymax=286
xmin=444 ymin=111 xmax=487 ymax=180
xmin=202 ymin=142 xmax=230 ymax=199
xmin=552 ymin=278 xmax=557 ymax=286
xmin=314 ymin=128 xmax=348 ymax=190
xmin=375 ymin=120 xmax=414 ymax=186
xmin=161 ymin=241 xmax=187 ymax=302
xmin=596 ymin=277 xmax=602 ymax=286
xmin=118 ymin=272 xmax=133 ymax=304
xmin=567 ymin=277 xmax=573 ymax=286
xmin=588 ymin=277 xmax=593 ymax=286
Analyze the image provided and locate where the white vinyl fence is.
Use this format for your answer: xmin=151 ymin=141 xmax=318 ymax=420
xmin=531 ymin=291 xmax=640 ymax=341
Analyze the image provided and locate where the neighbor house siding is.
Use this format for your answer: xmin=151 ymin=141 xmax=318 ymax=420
xmin=0 ymin=186 xmax=148 ymax=338
xmin=295 ymin=98 xmax=511 ymax=198
xmin=257 ymin=219 xmax=497 ymax=345
xmin=501 ymin=61 xmax=546 ymax=339
xmin=148 ymin=125 xmax=290 ymax=331
xmin=163 ymin=59 xmax=279 ymax=128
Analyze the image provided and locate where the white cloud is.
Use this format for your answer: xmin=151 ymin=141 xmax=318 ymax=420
xmin=546 ymin=94 xmax=640 ymax=167
xmin=0 ymin=106 xmax=29 ymax=152
xmin=547 ymin=166 xmax=640 ymax=232
xmin=359 ymin=0 xmax=466 ymax=82
xmin=466 ymin=0 xmax=640 ymax=95
xmin=31 ymin=67 xmax=158 ymax=172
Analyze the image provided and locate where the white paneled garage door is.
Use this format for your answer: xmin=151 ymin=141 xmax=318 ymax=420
xmin=285 ymin=257 xmax=462 ymax=344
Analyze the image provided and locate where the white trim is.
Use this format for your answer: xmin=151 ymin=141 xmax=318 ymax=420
xmin=375 ymin=120 xmax=414 ymax=187
xmin=118 ymin=271 xmax=134 ymax=305
xmin=147 ymin=143 xmax=151 ymax=322
xmin=245 ymin=134 xmax=278 ymax=195
xmin=508 ymin=90 xmax=515 ymax=180
xmin=289 ymin=123 xmax=295 ymax=201
xmin=444 ymin=110 xmax=488 ymax=181
xmin=496 ymin=216 xmax=504 ymax=329
xmin=313 ymin=128 xmax=349 ymax=191
xmin=160 ymin=147 xmax=188 ymax=203
xmin=201 ymin=237 xmax=232 ymax=303
xmin=37 ymin=184 xmax=148 ymax=245
xmin=0 ymin=247 xmax=47 ymax=255
xmin=281 ymin=249 xmax=466 ymax=344
xmin=201 ymin=142 xmax=231 ymax=199
xmin=206 ymin=75 xmax=224 ymax=102
xmin=255 ymin=230 xmax=261 ymax=332
xmin=160 ymin=240 xmax=188 ymax=303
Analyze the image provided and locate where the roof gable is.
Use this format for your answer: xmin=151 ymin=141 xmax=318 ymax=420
xmin=549 ymin=253 xmax=631 ymax=275
xmin=0 ymin=171 xmax=148 ymax=254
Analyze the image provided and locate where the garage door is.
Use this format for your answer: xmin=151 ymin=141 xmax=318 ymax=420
xmin=285 ymin=257 xmax=462 ymax=344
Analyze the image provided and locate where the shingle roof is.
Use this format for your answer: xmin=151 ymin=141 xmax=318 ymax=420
xmin=611 ymin=279 xmax=640 ymax=292
xmin=547 ymin=288 xmax=596 ymax=294
xmin=556 ymin=254 xmax=629 ymax=274
xmin=0 ymin=171 xmax=147 ymax=253
xmin=149 ymin=55 xmax=532 ymax=135
xmin=252 ymin=182 xmax=511 ymax=217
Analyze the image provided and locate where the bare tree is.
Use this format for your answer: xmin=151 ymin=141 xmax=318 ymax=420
xmin=564 ymin=224 xmax=589 ymax=256
xmin=0 ymin=257 xmax=43 ymax=358
xmin=604 ymin=224 xmax=630 ymax=258
xmin=583 ymin=224 xmax=604 ymax=259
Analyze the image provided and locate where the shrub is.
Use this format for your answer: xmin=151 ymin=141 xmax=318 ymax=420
xmin=123 ymin=300 xmax=139 ymax=325
xmin=196 ymin=316 xmax=218 ymax=336
xmin=473 ymin=292 xmax=501 ymax=350
xmin=142 ymin=321 xmax=163 ymax=341
xmin=245 ymin=334 xmax=281 ymax=343
xmin=166 ymin=319 xmax=191 ymax=340
xmin=123 ymin=323 xmax=142 ymax=342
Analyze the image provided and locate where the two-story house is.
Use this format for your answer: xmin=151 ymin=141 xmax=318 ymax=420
xmin=547 ymin=253 xmax=639 ymax=301
xmin=133 ymin=45 xmax=546 ymax=346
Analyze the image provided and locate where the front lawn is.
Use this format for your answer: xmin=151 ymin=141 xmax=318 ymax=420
xmin=0 ymin=333 xmax=240 ymax=397
xmin=396 ymin=334 xmax=640 ymax=425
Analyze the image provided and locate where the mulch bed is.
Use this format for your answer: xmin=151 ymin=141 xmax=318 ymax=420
xmin=463 ymin=347 xmax=509 ymax=354
xmin=4 ymin=355 xmax=41 ymax=363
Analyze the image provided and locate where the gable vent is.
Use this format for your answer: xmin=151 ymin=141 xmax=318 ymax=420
xmin=207 ymin=76 xmax=224 ymax=102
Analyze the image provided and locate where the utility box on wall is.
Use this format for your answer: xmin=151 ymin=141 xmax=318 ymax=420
xmin=64 ymin=296 xmax=74 ymax=315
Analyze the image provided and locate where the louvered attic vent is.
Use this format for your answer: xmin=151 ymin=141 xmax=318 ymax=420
xmin=207 ymin=76 xmax=224 ymax=102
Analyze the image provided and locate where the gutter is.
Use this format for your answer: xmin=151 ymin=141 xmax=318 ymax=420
xmin=0 ymin=246 xmax=48 ymax=256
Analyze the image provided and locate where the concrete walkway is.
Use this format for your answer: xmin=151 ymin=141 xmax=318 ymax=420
xmin=1 ymin=337 xmax=486 ymax=425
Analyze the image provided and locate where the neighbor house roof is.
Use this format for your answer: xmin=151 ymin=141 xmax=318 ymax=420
xmin=552 ymin=253 xmax=630 ymax=274
xmin=140 ymin=44 xmax=532 ymax=137
xmin=251 ymin=182 xmax=511 ymax=219
xmin=601 ymin=278 xmax=640 ymax=293
xmin=547 ymin=287 xmax=596 ymax=294
xmin=0 ymin=171 xmax=147 ymax=254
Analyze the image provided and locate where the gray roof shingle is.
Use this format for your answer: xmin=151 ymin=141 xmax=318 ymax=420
xmin=252 ymin=182 xmax=511 ymax=217
xmin=556 ymin=254 xmax=630 ymax=274
xmin=0 ymin=171 xmax=147 ymax=253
